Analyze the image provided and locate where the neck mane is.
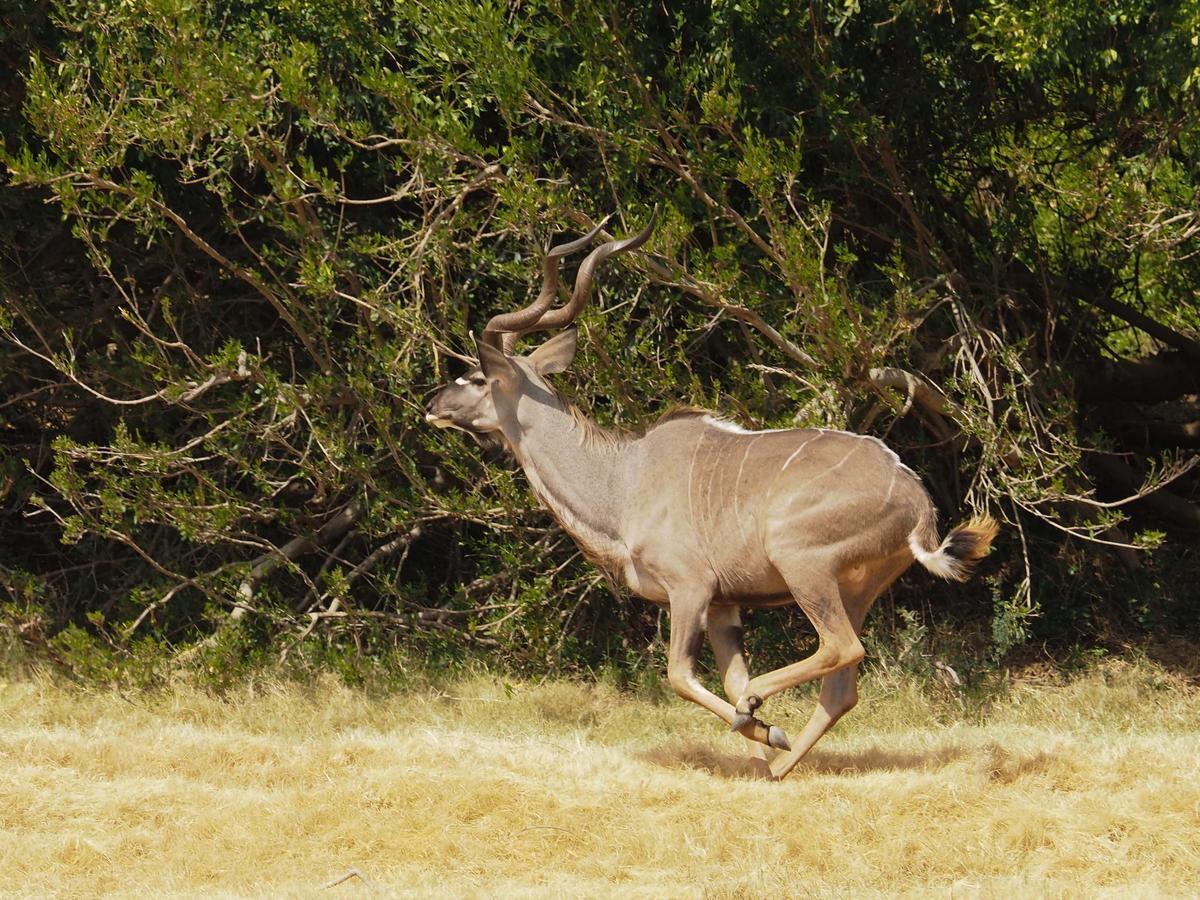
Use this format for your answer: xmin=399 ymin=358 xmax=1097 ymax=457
xmin=561 ymin=398 xmax=634 ymax=453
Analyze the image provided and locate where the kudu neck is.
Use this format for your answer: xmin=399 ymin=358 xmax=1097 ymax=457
xmin=499 ymin=392 xmax=634 ymax=546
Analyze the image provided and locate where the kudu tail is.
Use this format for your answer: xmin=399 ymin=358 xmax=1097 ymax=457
xmin=908 ymin=515 xmax=999 ymax=582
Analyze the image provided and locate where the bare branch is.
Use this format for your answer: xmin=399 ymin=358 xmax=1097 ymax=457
xmin=232 ymin=499 xmax=365 ymax=623
xmin=1078 ymin=291 xmax=1200 ymax=364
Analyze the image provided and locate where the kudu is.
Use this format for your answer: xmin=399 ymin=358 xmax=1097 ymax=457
xmin=425 ymin=212 xmax=997 ymax=780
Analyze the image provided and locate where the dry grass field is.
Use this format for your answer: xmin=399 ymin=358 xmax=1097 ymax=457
xmin=2 ymin=660 xmax=1199 ymax=898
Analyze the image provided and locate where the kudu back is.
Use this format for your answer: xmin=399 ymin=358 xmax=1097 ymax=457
xmin=426 ymin=212 xmax=997 ymax=779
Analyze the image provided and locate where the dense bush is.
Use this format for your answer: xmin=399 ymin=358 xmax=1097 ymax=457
xmin=1 ymin=0 xmax=1197 ymax=678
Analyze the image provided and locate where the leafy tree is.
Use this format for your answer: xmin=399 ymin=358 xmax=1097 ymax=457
xmin=1 ymin=0 xmax=1197 ymax=678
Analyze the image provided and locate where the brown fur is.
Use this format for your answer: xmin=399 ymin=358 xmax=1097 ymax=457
xmin=426 ymin=218 xmax=999 ymax=779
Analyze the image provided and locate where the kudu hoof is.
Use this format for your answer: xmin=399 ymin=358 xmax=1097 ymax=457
xmin=731 ymin=695 xmax=770 ymax=738
xmin=767 ymin=725 xmax=791 ymax=752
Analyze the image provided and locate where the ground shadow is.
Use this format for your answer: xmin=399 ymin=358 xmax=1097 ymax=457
xmin=797 ymin=743 xmax=968 ymax=775
xmin=638 ymin=740 xmax=969 ymax=780
xmin=637 ymin=741 xmax=766 ymax=779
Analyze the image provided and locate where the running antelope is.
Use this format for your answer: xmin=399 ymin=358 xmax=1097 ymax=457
xmin=425 ymin=213 xmax=997 ymax=779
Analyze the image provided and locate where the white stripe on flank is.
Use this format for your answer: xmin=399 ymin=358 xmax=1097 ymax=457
xmin=825 ymin=444 xmax=864 ymax=480
xmin=827 ymin=445 xmax=861 ymax=474
xmin=780 ymin=433 xmax=822 ymax=472
xmin=795 ymin=425 xmax=921 ymax=479
xmin=702 ymin=439 xmax=727 ymax=538
xmin=733 ymin=434 xmax=763 ymax=543
xmin=786 ymin=442 xmax=864 ymax=499
xmin=687 ymin=431 xmax=705 ymax=537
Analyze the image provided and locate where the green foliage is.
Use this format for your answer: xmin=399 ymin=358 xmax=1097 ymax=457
xmin=1 ymin=0 xmax=1197 ymax=680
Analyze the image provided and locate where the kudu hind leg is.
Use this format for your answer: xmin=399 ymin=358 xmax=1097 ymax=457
xmin=708 ymin=606 xmax=776 ymax=776
xmin=766 ymin=565 xmax=900 ymax=779
xmin=766 ymin=664 xmax=860 ymax=779
xmin=733 ymin=567 xmax=864 ymax=722
xmin=665 ymin=589 xmax=782 ymax=751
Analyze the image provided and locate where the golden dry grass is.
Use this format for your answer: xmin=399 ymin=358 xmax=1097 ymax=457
xmin=2 ymin=661 xmax=1199 ymax=898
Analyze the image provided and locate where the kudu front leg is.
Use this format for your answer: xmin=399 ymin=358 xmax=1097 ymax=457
xmin=666 ymin=591 xmax=790 ymax=752
xmin=708 ymin=605 xmax=777 ymax=777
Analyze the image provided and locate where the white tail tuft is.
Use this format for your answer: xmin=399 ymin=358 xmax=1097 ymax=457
xmin=909 ymin=516 xmax=999 ymax=582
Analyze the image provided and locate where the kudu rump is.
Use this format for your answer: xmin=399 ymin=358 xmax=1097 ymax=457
xmin=426 ymin=212 xmax=997 ymax=780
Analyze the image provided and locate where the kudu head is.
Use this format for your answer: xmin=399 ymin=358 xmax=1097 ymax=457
xmin=425 ymin=210 xmax=656 ymax=436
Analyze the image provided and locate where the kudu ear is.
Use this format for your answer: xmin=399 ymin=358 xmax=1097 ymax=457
xmin=526 ymin=327 xmax=578 ymax=376
xmin=475 ymin=335 xmax=517 ymax=384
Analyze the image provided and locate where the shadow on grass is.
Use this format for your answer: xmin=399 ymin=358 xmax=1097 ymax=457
xmin=638 ymin=740 xmax=969 ymax=780
xmin=637 ymin=742 xmax=765 ymax=779
xmin=798 ymin=743 xmax=969 ymax=775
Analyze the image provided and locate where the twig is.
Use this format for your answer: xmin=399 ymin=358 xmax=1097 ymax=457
xmin=123 ymin=581 xmax=194 ymax=639
xmin=1077 ymin=290 xmax=1200 ymax=364
xmin=321 ymin=868 xmax=378 ymax=892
